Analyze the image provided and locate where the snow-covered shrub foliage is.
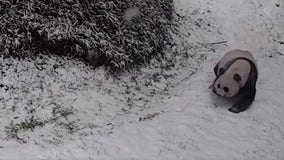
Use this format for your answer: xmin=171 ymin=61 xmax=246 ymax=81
xmin=0 ymin=0 xmax=173 ymax=70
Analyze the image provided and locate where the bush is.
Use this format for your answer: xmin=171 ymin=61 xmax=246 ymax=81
xmin=0 ymin=0 xmax=173 ymax=70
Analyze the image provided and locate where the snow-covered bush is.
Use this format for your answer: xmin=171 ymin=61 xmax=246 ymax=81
xmin=0 ymin=0 xmax=173 ymax=70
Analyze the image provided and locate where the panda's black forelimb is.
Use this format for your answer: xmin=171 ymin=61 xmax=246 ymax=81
xmin=229 ymin=85 xmax=256 ymax=113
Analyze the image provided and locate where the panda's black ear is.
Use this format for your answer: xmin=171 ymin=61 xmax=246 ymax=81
xmin=214 ymin=63 xmax=219 ymax=76
xmin=233 ymin=74 xmax=241 ymax=83
xmin=219 ymin=68 xmax=225 ymax=74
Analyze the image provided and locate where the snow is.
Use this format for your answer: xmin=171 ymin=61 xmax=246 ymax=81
xmin=0 ymin=0 xmax=284 ymax=159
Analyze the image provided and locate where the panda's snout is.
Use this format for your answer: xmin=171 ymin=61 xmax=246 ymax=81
xmin=212 ymin=88 xmax=221 ymax=96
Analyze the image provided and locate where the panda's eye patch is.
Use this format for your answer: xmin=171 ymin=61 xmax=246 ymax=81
xmin=219 ymin=68 xmax=225 ymax=74
xmin=233 ymin=74 xmax=241 ymax=83
xmin=217 ymin=84 xmax=220 ymax=88
xmin=223 ymin=87 xmax=229 ymax=93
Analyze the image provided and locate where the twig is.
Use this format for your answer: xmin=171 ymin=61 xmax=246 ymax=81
xmin=205 ymin=41 xmax=228 ymax=45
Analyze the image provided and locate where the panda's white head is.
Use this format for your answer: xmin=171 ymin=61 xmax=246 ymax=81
xmin=212 ymin=72 xmax=241 ymax=97
xmin=212 ymin=60 xmax=250 ymax=97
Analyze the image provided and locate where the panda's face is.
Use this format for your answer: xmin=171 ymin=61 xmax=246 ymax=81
xmin=212 ymin=73 xmax=241 ymax=97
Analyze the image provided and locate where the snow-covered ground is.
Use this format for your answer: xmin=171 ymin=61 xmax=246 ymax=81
xmin=0 ymin=0 xmax=284 ymax=159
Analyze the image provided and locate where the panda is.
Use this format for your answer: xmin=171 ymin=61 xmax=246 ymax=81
xmin=212 ymin=50 xmax=258 ymax=113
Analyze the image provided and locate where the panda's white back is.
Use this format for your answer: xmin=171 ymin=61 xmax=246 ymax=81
xmin=217 ymin=50 xmax=257 ymax=75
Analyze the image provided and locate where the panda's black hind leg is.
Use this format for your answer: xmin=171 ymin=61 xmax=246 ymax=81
xmin=229 ymin=88 xmax=256 ymax=113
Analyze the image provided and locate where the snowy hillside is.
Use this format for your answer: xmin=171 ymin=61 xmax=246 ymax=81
xmin=0 ymin=0 xmax=284 ymax=159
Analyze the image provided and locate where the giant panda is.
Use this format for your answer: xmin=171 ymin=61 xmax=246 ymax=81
xmin=212 ymin=50 xmax=258 ymax=113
